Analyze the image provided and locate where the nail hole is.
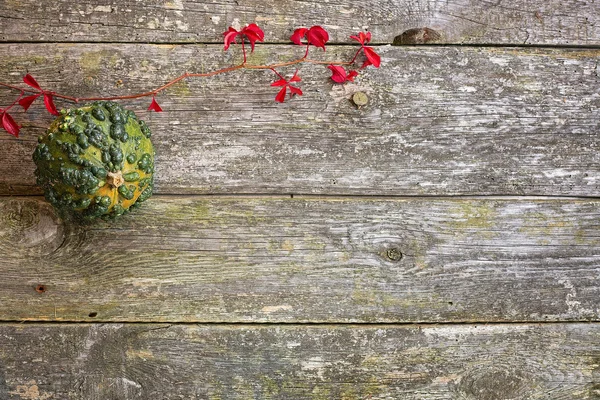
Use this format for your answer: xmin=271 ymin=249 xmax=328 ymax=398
xmin=35 ymin=285 xmax=47 ymax=293
xmin=448 ymin=301 xmax=454 ymax=306
xmin=88 ymin=312 xmax=98 ymax=318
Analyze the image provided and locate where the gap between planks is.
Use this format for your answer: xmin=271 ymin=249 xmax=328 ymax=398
xmin=1 ymin=320 xmax=598 ymax=327
xmin=2 ymin=40 xmax=600 ymax=50
xmin=1 ymin=194 xmax=599 ymax=200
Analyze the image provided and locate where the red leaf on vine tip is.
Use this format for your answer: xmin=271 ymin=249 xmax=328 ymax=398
xmin=289 ymin=70 xmax=301 ymax=82
xmin=363 ymin=46 xmax=381 ymax=68
xmin=350 ymin=31 xmax=371 ymax=45
xmin=290 ymin=27 xmax=308 ymax=45
xmin=271 ymin=71 xmax=302 ymax=102
xmin=271 ymin=79 xmax=288 ymax=87
xmin=288 ymin=86 xmax=303 ymax=96
xmin=43 ymin=94 xmax=59 ymax=116
xmin=23 ymin=74 xmax=41 ymax=90
xmin=148 ymin=97 xmax=163 ymax=112
xmin=307 ymin=26 xmax=329 ymax=50
xmin=328 ymin=65 xmax=358 ymax=83
xmin=242 ymin=23 xmax=264 ymax=46
xmin=19 ymin=94 xmax=40 ymax=111
xmin=327 ymin=65 xmax=347 ymax=83
xmin=275 ymin=86 xmax=287 ymax=103
xmin=223 ymin=27 xmax=239 ymax=51
xmin=2 ymin=112 xmax=20 ymax=137
xmin=240 ymin=23 xmax=265 ymax=51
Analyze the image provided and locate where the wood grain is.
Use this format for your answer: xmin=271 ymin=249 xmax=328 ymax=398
xmin=2 ymin=196 xmax=599 ymax=323
xmin=1 ymin=0 xmax=599 ymax=45
xmin=1 ymin=44 xmax=599 ymax=197
xmin=0 ymin=322 xmax=598 ymax=399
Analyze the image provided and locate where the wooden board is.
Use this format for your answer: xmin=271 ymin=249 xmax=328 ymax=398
xmin=1 ymin=44 xmax=600 ymax=197
xmin=2 ymin=196 xmax=599 ymax=323
xmin=1 ymin=0 xmax=599 ymax=45
xmin=0 ymin=322 xmax=598 ymax=399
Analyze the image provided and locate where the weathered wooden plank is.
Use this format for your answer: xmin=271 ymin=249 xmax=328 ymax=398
xmin=1 ymin=196 xmax=599 ymax=323
xmin=1 ymin=44 xmax=599 ymax=196
xmin=1 ymin=0 xmax=599 ymax=45
xmin=0 ymin=323 xmax=598 ymax=399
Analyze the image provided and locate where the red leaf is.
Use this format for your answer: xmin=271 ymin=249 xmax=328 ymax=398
xmin=148 ymin=97 xmax=163 ymax=112
xmin=275 ymin=86 xmax=287 ymax=103
xmin=288 ymin=86 xmax=303 ymax=97
xmin=271 ymin=78 xmax=288 ymax=87
xmin=19 ymin=94 xmax=40 ymax=111
xmin=289 ymin=70 xmax=301 ymax=83
xmin=363 ymin=47 xmax=380 ymax=68
xmin=43 ymin=94 xmax=59 ymax=116
xmin=241 ymin=23 xmax=265 ymax=51
xmin=347 ymin=70 xmax=359 ymax=81
xmin=223 ymin=27 xmax=239 ymax=51
xmin=23 ymin=74 xmax=41 ymax=90
xmin=290 ymin=27 xmax=308 ymax=45
xmin=307 ymin=26 xmax=329 ymax=50
xmin=327 ymin=65 xmax=347 ymax=83
xmin=2 ymin=112 xmax=20 ymax=137
xmin=350 ymin=31 xmax=372 ymax=45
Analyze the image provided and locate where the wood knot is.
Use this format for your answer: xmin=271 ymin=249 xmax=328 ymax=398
xmin=0 ymin=199 xmax=65 ymax=256
xmin=452 ymin=365 xmax=534 ymax=399
xmin=393 ymin=28 xmax=442 ymax=45
xmin=386 ymin=247 xmax=403 ymax=261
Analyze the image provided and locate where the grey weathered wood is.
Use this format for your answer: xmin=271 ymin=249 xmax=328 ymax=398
xmin=1 ymin=196 xmax=599 ymax=323
xmin=1 ymin=44 xmax=599 ymax=197
xmin=0 ymin=322 xmax=598 ymax=399
xmin=1 ymin=0 xmax=599 ymax=45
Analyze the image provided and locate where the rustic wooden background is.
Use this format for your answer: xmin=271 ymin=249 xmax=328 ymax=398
xmin=1 ymin=1 xmax=599 ymax=399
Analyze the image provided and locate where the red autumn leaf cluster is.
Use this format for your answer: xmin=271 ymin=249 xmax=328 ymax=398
xmin=22 ymin=74 xmax=59 ymax=115
xmin=290 ymin=26 xmax=329 ymax=50
xmin=223 ymin=23 xmax=265 ymax=51
xmin=350 ymin=32 xmax=380 ymax=68
xmin=271 ymin=70 xmax=303 ymax=103
xmin=1 ymin=73 xmax=63 ymax=136
xmin=1 ymin=22 xmax=383 ymax=135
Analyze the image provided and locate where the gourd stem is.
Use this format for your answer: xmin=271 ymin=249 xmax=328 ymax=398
xmin=106 ymin=171 xmax=124 ymax=188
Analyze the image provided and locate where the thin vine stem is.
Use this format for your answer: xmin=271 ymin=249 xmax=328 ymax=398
xmin=0 ymin=54 xmax=356 ymax=105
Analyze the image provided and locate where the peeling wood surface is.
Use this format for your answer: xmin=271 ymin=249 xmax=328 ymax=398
xmin=0 ymin=323 xmax=598 ymax=399
xmin=1 ymin=0 xmax=600 ymax=45
xmin=1 ymin=196 xmax=599 ymax=323
xmin=1 ymin=44 xmax=600 ymax=196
